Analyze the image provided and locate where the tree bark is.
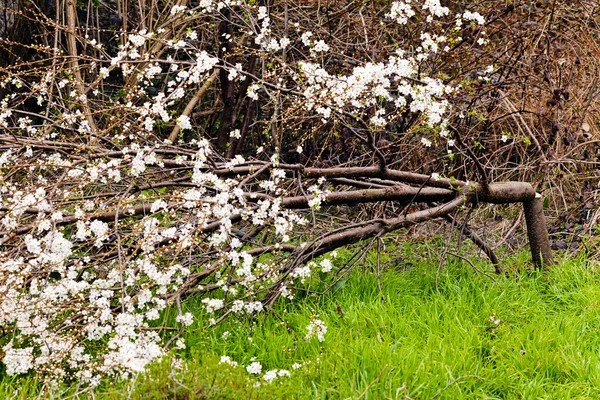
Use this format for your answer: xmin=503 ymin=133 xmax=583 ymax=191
xmin=524 ymin=193 xmax=553 ymax=269
xmin=168 ymin=70 xmax=219 ymax=143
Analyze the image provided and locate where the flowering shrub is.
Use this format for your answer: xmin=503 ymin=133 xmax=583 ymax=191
xmin=0 ymin=0 xmax=509 ymax=384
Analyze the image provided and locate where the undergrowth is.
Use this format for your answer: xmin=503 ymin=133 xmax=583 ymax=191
xmin=2 ymin=243 xmax=600 ymax=399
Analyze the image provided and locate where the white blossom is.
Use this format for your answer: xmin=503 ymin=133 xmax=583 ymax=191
xmin=3 ymin=345 xmax=34 ymax=375
xmin=306 ymin=319 xmax=327 ymax=342
xmin=246 ymin=361 xmax=262 ymax=374
xmin=247 ymin=84 xmax=260 ymax=100
xmin=220 ymin=356 xmax=238 ymax=367
xmin=177 ymin=115 xmax=192 ymax=131
xmin=176 ymin=312 xmax=194 ymax=326
xmin=129 ymin=33 xmax=146 ymax=47
xmin=171 ymin=5 xmax=187 ymax=15
xmin=388 ymin=1 xmax=415 ymax=24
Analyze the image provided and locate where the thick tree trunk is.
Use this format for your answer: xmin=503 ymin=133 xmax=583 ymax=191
xmin=0 ymin=134 xmax=555 ymax=272
xmin=524 ymin=194 xmax=553 ymax=269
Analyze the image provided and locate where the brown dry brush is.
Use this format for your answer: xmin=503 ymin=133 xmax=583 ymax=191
xmin=0 ymin=0 xmax=594 ymax=309
xmin=444 ymin=1 xmax=600 ymax=247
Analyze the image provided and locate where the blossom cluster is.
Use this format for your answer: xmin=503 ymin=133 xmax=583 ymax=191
xmin=0 ymin=0 xmax=484 ymax=384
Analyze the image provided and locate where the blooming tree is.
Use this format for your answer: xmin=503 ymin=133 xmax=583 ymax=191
xmin=0 ymin=0 xmax=553 ymax=383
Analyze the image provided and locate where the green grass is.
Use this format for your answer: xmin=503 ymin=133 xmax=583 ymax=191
xmin=4 ymin=249 xmax=600 ymax=399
